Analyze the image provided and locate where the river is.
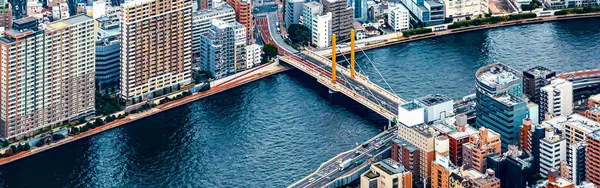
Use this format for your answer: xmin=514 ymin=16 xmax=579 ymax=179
xmin=0 ymin=18 xmax=598 ymax=187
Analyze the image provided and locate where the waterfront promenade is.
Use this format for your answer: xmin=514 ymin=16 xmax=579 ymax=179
xmin=0 ymin=63 xmax=291 ymax=166
xmin=317 ymin=12 xmax=600 ymax=56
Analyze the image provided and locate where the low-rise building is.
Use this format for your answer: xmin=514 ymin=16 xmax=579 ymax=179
xmin=443 ymin=0 xmax=488 ymax=21
xmin=396 ymin=0 xmax=444 ymax=25
xmin=244 ymin=44 xmax=262 ymax=69
xmin=360 ymin=158 xmax=413 ymax=188
xmin=487 ymin=145 xmax=535 ymax=188
xmin=462 ymin=127 xmax=502 ymax=172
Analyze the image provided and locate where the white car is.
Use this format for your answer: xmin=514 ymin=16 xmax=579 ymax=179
xmin=309 ymin=178 xmax=315 ymax=182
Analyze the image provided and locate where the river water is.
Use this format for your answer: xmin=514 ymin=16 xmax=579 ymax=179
xmin=0 ymin=18 xmax=598 ymax=187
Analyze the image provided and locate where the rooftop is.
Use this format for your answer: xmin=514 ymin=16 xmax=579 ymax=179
xmin=476 ymin=63 xmax=521 ymax=89
xmin=393 ymin=138 xmax=417 ymax=152
xmin=374 ymin=158 xmax=410 ymax=175
xmin=303 ymin=1 xmax=322 ymax=8
xmin=401 ymin=101 xmax=422 ymax=111
xmin=524 ymin=66 xmax=555 ymax=78
xmin=194 ymin=4 xmax=233 ymax=16
xmin=493 ymin=93 xmax=525 ymax=107
xmin=589 ymin=94 xmax=600 ymax=102
xmin=588 ymin=129 xmax=600 ymax=140
xmin=14 ymin=17 xmax=37 ymax=25
xmin=417 ymin=94 xmax=452 ymax=107
xmin=45 ymin=14 xmax=93 ymax=31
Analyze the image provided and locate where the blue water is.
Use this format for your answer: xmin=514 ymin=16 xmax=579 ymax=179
xmin=0 ymin=18 xmax=599 ymax=187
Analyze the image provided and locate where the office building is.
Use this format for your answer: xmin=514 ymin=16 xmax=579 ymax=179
xmin=284 ymin=0 xmax=303 ymax=28
xmin=487 ymin=146 xmax=535 ymax=188
xmin=540 ymin=78 xmax=573 ymax=118
xmin=539 ymin=128 xmax=567 ymax=177
xmin=397 ymin=124 xmax=437 ymax=184
xmin=586 ymin=130 xmax=600 ymax=186
xmin=244 ymin=44 xmax=262 ymax=69
xmin=120 ymin=0 xmax=193 ymax=103
xmin=475 ymin=63 xmax=527 ymax=149
xmin=360 ymin=158 xmax=413 ymax=188
xmin=301 ymin=2 xmax=322 ymax=32
xmin=523 ymin=66 xmax=556 ymax=105
xmin=0 ymin=0 xmax=11 ymax=30
xmin=311 ymin=12 xmax=332 ymax=48
xmin=353 ymin=0 xmax=368 ymax=20
xmin=201 ymin=20 xmax=247 ymax=79
xmin=396 ymin=0 xmax=444 ymax=25
xmin=192 ymin=4 xmax=235 ymax=54
xmin=227 ymin=0 xmax=254 ymax=44
xmin=387 ymin=3 xmax=409 ymax=32
xmin=443 ymin=0 xmax=488 ymax=21
xmin=323 ymin=0 xmax=353 ymax=40
xmin=462 ymin=127 xmax=502 ymax=172
xmin=96 ymin=26 xmax=121 ymax=91
xmin=0 ymin=15 xmax=96 ymax=140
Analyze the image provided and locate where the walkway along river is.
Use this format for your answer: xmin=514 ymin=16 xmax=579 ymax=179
xmin=0 ymin=18 xmax=599 ymax=187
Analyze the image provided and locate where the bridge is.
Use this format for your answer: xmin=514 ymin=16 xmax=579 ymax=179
xmin=256 ymin=16 xmax=407 ymax=122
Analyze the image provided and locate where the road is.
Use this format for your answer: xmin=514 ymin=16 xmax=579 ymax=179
xmin=289 ymin=129 xmax=397 ymax=188
xmin=256 ymin=13 xmax=400 ymax=117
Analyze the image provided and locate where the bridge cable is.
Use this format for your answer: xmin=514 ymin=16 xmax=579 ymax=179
xmin=355 ymin=46 xmax=399 ymax=99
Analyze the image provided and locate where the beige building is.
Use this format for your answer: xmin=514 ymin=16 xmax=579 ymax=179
xmin=360 ymin=158 xmax=412 ymax=188
xmin=463 ymin=127 xmax=501 ymax=172
xmin=398 ymin=124 xmax=436 ymax=183
xmin=0 ymin=15 xmax=96 ymax=140
xmin=120 ymin=0 xmax=193 ymax=103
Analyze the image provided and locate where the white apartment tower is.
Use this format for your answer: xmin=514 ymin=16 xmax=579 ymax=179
xmin=245 ymin=44 xmax=262 ymax=69
xmin=388 ymin=4 xmax=410 ymax=32
xmin=540 ymin=78 xmax=573 ymax=118
xmin=539 ymin=128 xmax=567 ymax=177
xmin=192 ymin=4 xmax=235 ymax=54
xmin=120 ymin=0 xmax=193 ymax=103
xmin=311 ymin=12 xmax=332 ymax=48
xmin=0 ymin=15 xmax=96 ymax=140
xmin=301 ymin=2 xmax=323 ymax=32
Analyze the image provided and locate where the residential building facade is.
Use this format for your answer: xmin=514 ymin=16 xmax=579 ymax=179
xmin=323 ymin=0 xmax=353 ymax=40
xmin=96 ymin=26 xmax=121 ymax=91
xmin=539 ymin=128 xmax=567 ymax=177
xmin=0 ymin=0 xmax=11 ymax=30
xmin=540 ymin=78 xmax=573 ymax=118
xmin=301 ymin=2 xmax=323 ymax=33
xmin=192 ymin=4 xmax=235 ymax=54
xmin=388 ymin=3 xmax=409 ymax=32
xmin=201 ymin=20 xmax=247 ymax=79
xmin=0 ymin=15 xmax=96 ymax=140
xmin=284 ymin=0 xmax=304 ymax=28
xmin=244 ymin=43 xmax=262 ymax=69
xmin=396 ymin=0 xmax=444 ymax=25
xmin=120 ymin=0 xmax=193 ymax=103
xmin=586 ymin=130 xmax=600 ymax=186
xmin=523 ymin=66 xmax=555 ymax=105
xmin=360 ymin=158 xmax=413 ymax=188
xmin=311 ymin=12 xmax=332 ymax=48
xmin=227 ymin=0 xmax=254 ymax=44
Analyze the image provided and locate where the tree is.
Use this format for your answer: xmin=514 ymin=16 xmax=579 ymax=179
xmin=286 ymin=24 xmax=311 ymax=45
xmin=521 ymin=0 xmax=540 ymax=11
xmin=262 ymin=44 xmax=278 ymax=63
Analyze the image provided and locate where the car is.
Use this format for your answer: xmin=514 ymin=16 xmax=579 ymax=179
xmin=309 ymin=178 xmax=315 ymax=182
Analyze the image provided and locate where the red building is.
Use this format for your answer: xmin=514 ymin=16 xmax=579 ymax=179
xmin=447 ymin=114 xmax=477 ymax=166
xmin=586 ymin=130 xmax=600 ymax=186
xmin=392 ymin=138 xmax=421 ymax=182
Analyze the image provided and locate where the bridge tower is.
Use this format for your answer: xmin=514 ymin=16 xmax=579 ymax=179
xmin=350 ymin=29 xmax=355 ymax=78
xmin=331 ymin=34 xmax=337 ymax=83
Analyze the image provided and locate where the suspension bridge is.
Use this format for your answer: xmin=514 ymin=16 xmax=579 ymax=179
xmin=256 ymin=16 xmax=407 ymax=122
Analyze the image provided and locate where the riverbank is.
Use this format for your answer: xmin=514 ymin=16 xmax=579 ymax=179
xmin=0 ymin=63 xmax=292 ymax=166
xmin=322 ymin=12 xmax=600 ymax=57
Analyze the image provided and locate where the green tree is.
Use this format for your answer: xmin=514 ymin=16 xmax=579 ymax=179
xmin=286 ymin=24 xmax=311 ymax=45
xmin=262 ymin=44 xmax=279 ymax=63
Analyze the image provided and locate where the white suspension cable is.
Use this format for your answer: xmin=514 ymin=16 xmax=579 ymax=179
xmin=356 ymin=46 xmax=399 ymax=98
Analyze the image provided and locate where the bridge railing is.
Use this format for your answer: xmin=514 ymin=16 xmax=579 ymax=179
xmin=280 ymin=55 xmax=396 ymax=120
xmin=302 ymin=50 xmax=407 ymax=105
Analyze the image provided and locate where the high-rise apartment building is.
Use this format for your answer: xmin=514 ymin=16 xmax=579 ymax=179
xmin=227 ymin=0 xmax=253 ymax=44
xmin=201 ymin=20 xmax=247 ymax=79
xmin=523 ymin=66 xmax=555 ymax=105
xmin=0 ymin=0 xmax=12 ymax=29
xmin=586 ymin=130 xmax=600 ymax=186
xmin=391 ymin=138 xmax=420 ymax=182
xmin=353 ymin=0 xmax=368 ymax=20
xmin=120 ymin=0 xmax=193 ymax=103
xmin=284 ymin=0 xmax=303 ymax=28
xmin=475 ymin=63 xmax=527 ymax=149
xmin=0 ymin=15 xmax=96 ymax=140
xmin=540 ymin=78 xmax=573 ymax=118
xmin=397 ymin=124 xmax=436 ymax=184
xmin=192 ymin=4 xmax=235 ymax=54
xmin=199 ymin=0 xmax=213 ymax=10
xmin=323 ymin=0 xmax=353 ymax=40
xmin=539 ymin=128 xmax=567 ymax=177
xmin=301 ymin=2 xmax=322 ymax=32
xmin=447 ymin=114 xmax=476 ymax=166
xmin=311 ymin=12 xmax=332 ymax=48
xmin=571 ymin=142 xmax=586 ymax=185
xmin=431 ymin=154 xmax=457 ymax=188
